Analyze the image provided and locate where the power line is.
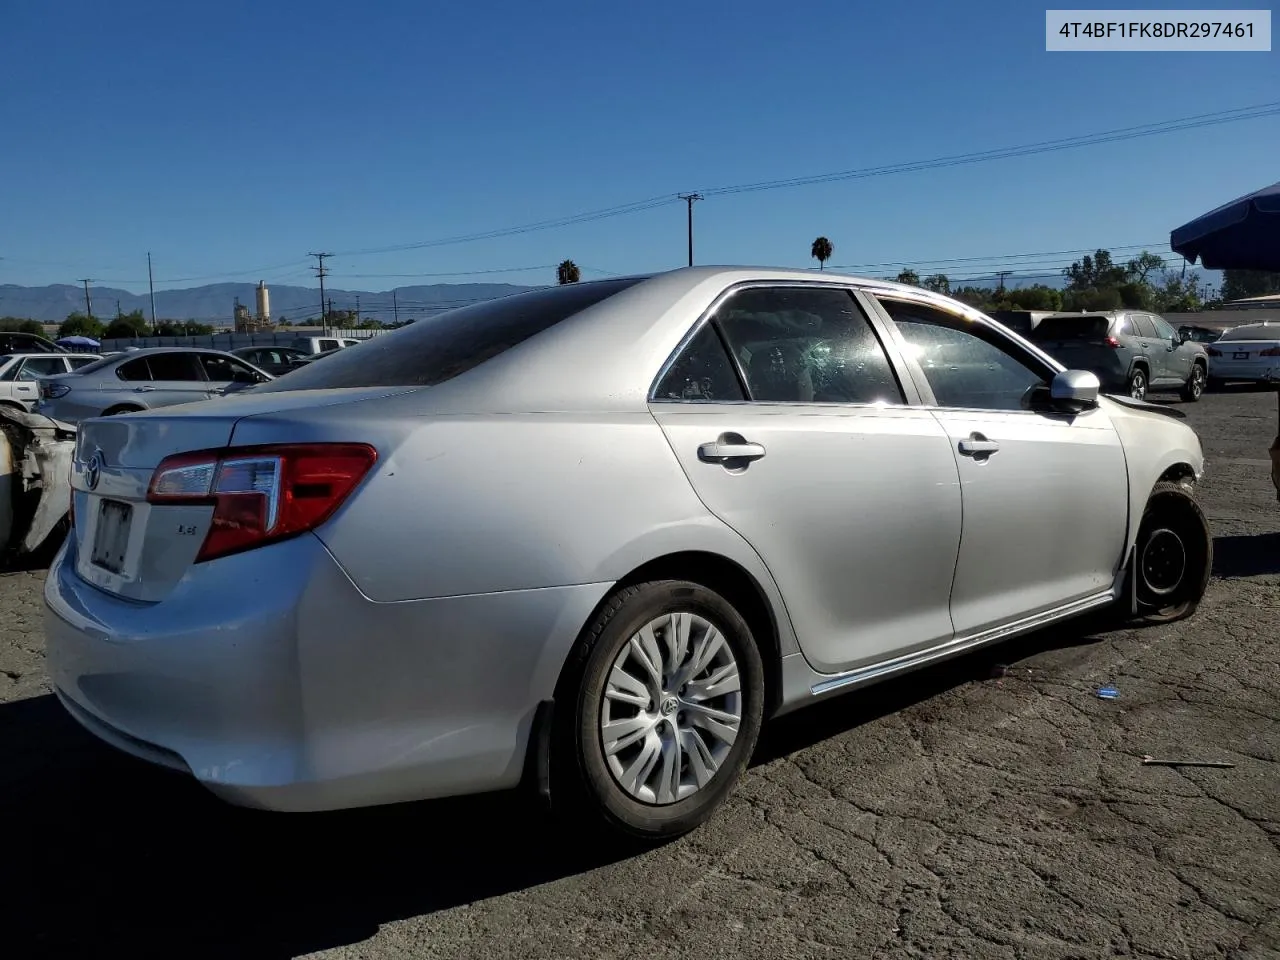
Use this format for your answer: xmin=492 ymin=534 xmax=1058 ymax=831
xmin=331 ymin=101 xmax=1280 ymax=258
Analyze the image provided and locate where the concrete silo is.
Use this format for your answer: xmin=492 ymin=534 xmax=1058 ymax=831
xmin=255 ymin=281 xmax=270 ymax=323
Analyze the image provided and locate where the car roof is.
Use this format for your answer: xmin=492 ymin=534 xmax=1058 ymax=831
xmin=1 ymin=351 xmax=96 ymax=358
xmin=378 ymin=265 xmax=1062 ymax=416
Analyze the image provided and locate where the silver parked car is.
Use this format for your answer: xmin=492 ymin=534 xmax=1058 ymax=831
xmin=1028 ymin=310 xmax=1209 ymax=402
xmin=44 ymin=268 xmax=1211 ymax=841
xmin=36 ymin=347 xmax=273 ymax=423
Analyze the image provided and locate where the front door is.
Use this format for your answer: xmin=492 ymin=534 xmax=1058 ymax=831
xmin=1150 ymin=314 xmax=1193 ymax=385
xmin=871 ymin=295 xmax=1129 ymax=638
xmin=648 ymin=284 xmax=963 ymax=675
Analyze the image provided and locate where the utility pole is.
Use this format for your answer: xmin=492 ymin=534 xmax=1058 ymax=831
xmin=392 ymin=290 xmax=399 ymax=325
xmin=309 ymin=252 xmax=332 ymax=335
xmin=328 ymin=298 xmax=334 ymax=329
xmin=678 ymin=194 xmax=703 ymax=266
xmin=147 ymin=252 xmax=158 ymax=330
xmin=355 ymin=295 xmax=360 ymax=326
xmin=995 ymin=271 xmax=1011 ymax=294
xmin=116 ymin=299 xmax=122 ymax=320
xmin=78 ymin=279 xmax=95 ymax=322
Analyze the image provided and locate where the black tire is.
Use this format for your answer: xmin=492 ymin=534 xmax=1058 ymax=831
xmin=549 ymin=580 xmax=765 ymax=843
xmin=102 ymin=405 xmax=143 ymax=416
xmin=1127 ymin=367 xmax=1148 ymax=401
xmin=1125 ymin=481 xmax=1212 ymax=624
xmin=1180 ymin=363 xmax=1206 ymax=403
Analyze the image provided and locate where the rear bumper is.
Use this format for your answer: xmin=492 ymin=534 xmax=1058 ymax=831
xmin=1207 ymin=359 xmax=1278 ymax=382
xmin=44 ymin=533 xmax=610 ymax=811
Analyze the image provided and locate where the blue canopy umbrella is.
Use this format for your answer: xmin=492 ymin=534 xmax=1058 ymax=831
xmin=1170 ymin=180 xmax=1280 ymax=272
xmin=55 ymin=335 xmax=100 ymax=349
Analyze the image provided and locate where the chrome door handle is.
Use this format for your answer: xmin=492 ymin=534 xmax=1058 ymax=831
xmin=698 ymin=435 xmax=766 ymax=464
xmin=958 ymin=433 xmax=1000 ymax=457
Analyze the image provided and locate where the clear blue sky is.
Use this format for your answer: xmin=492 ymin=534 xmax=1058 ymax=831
xmin=1 ymin=0 xmax=1276 ymax=294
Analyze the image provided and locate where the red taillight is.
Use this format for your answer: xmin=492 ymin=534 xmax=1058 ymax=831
xmin=1103 ymin=336 xmax=1121 ymax=348
xmin=1261 ymin=346 xmax=1280 ymax=357
xmin=1207 ymin=347 xmax=1222 ymax=357
xmin=147 ymin=443 xmax=377 ymax=563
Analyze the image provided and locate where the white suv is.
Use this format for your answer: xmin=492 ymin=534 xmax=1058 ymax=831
xmin=0 ymin=353 xmax=99 ymax=412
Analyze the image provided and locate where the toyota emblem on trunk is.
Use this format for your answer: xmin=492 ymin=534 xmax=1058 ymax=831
xmin=85 ymin=451 xmax=103 ymax=491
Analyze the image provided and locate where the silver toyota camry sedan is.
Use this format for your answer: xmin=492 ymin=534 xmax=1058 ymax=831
xmin=44 ymin=266 xmax=1211 ymax=841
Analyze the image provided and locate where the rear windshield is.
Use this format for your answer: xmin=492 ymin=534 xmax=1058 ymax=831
xmin=1220 ymin=324 xmax=1279 ymax=341
xmin=1029 ymin=316 xmax=1112 ymax=340
xmin=255 ymin=278 xmax=646 ymax=391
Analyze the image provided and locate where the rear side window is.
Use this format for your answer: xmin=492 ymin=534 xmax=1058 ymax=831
xmin=19 ymin=357 xmax=67 ymax=378
xmin=1030 ymin=316 xmax=1112 ymax=341
xmin=712 ymin=286 xmax=903 ymax=404
xmin=1129 ymin=314 xmax=1157 ymax=338
xmin=652 ymin=323 xmax=745 ymax=402
xmin=146 ymin=352 xmax=204 ymax=381
xmin=256 ymin=278 xmax=646 ymax=392
xmin=67 ymin=356 xmax=99 ymax=369
xmin=116 ymin=358 xmax=151 ymax=381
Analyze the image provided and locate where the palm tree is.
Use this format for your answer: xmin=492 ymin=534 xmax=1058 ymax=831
xmin=557 ymin=260 xmax=581 ymax=285
xmin=810 ymin=237 xmax=833 ymax=271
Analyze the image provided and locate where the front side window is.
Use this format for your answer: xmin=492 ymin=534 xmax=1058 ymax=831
xmin=879 ymin=298 xmax=1050 ymax=412
xmin=711 ymin=286 xmax=904 ymax=404
xmin=1150 ymin=315 xmax=1179 ymax=341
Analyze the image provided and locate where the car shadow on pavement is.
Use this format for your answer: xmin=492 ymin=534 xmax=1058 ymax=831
xmin=1213 ymin=531 xmax=1280 ymax=578
xmin=0 ymin=621 xmax=1111 ymax=960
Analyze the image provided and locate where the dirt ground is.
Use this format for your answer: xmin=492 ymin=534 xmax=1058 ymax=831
xmin=1 ymin=388 xmax=1277 ymax=960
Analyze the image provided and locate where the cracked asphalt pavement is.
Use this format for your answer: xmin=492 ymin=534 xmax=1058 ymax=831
xmin=2 ymin=389 xmax=1277 ymax=960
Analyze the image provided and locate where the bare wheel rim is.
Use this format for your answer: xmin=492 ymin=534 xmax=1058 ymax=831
xmin=1190 ymin=366 xmax=1205 ymax=397
xmin=1130 ymin=372 xmax=1146 ymax=399
xmin=1141 ymin=527 xmax=1187 ymax=597
xmin=599 ymin=611 xmax=743 ymax=806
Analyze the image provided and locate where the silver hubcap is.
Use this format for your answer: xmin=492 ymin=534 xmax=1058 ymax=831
xmin=1191 ymin=368 xmax=1204 ymax=395
xmin=1141 ymin=527 xmax=1187 ymax=597
xmin=1130 ymin=374 xmax=1146 ymax=399
xmin=600 ymin=612 xmax=742 ymax=806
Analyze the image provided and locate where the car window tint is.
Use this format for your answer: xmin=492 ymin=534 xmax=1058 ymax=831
xmin=1129 ymin=314 xmax=1157 ymax=338
xmin=116 ymin=357 xmax=152 ymax=381
xmin=254 ymin=278 xmax=646 ymax=392
xmin=319 ymin=340 xmax=339 ymax=351
xmin=199 ymin=353 xmax=256 ymax=381
xmin=67 ymin=356 xmax=99 ymax=369
xmin=712 ymin=286 xmax=903 ymax=404
xmin=19 ymin=357 xmax=67 ymax=378
xmin=879 ymin=298 xmax=1049 ymax=412
xmin=146 ymin=352 xmax=202 ymax=381
xmin=652 ymin=323 xmax=745 ymax=402
xmin=1150 ymin=315 xmax=1178 ymax=340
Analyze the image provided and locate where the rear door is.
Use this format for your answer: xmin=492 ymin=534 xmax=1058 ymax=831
xmin=120 ymin=352 xmax=211 ymax=407
xmin=1150 ymin=314 xmax=1192 ymax=385
xmin=648 ymin=283 xmax=963 ymax=675
xmin=12 ymin=356 xmax=67 ymax=405
xmin=871 ymin=295 xmax=1129 ymax=637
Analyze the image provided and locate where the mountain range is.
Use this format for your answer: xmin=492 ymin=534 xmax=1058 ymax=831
xmin=0 ymin=281 xmax=540 ymax=326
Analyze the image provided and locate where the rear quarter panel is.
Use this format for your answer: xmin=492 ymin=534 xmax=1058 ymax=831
xmin=284 ymin=411 xmax=799 ymax=655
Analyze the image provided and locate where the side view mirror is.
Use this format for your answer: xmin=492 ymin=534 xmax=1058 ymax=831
xmin=1048 ymin=369 xmax=1101 ymax=413
xmin=1177 ymin=331 xmax=1191 ymax=344
xmin=231 ymin=369 xmax=259 ymax=384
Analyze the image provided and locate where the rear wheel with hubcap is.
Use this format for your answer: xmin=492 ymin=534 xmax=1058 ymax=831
xmin=1127 ymin=368 xmax=1148 ymax=401
xmin=550 ymin=580 xmax=765 ymax=842
xmin=1127 ymin=481 xmax=1212 ymax=624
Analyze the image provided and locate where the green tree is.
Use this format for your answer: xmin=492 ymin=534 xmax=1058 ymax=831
xmin=58 ymin=312 xmax=105 ymax=339
xmin=1001 ymin=285 xmax=1062 ymax=311
xmin=1153 ymin=269 xmax=1203 ymax=313
xmin=922 ymin=274 xmax=950 ymax=294
xmin=557 ymin=260 xmax=581 ymax=285
xmin=810 ymin=236 xmax=834 ymax=271
xmin=895 ymin=269 xmax=921 ymax=286
xmin=0 ymin=316 xmax=47 ymax=335
xmin=1064 ymin=250 xmax=1128 ymax=291
xmin=103 ymin=310 xmax=150 ymax=340
xmin=1125 ymin=251 xmax=1165 ymax=284
xmin=952 ymin=286 xmax=995 ymax=310
xmin=1220 ymin=269 xmax=1280 ymax=302
xmin=1062 ymin=287 xmax=1123 ymax=312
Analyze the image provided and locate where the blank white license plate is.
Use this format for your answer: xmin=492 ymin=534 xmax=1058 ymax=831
xmin=91 ymin=500 xmax=132 ymax=574
xmin=1234 ymin=352 xmax=1250 ymax=360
